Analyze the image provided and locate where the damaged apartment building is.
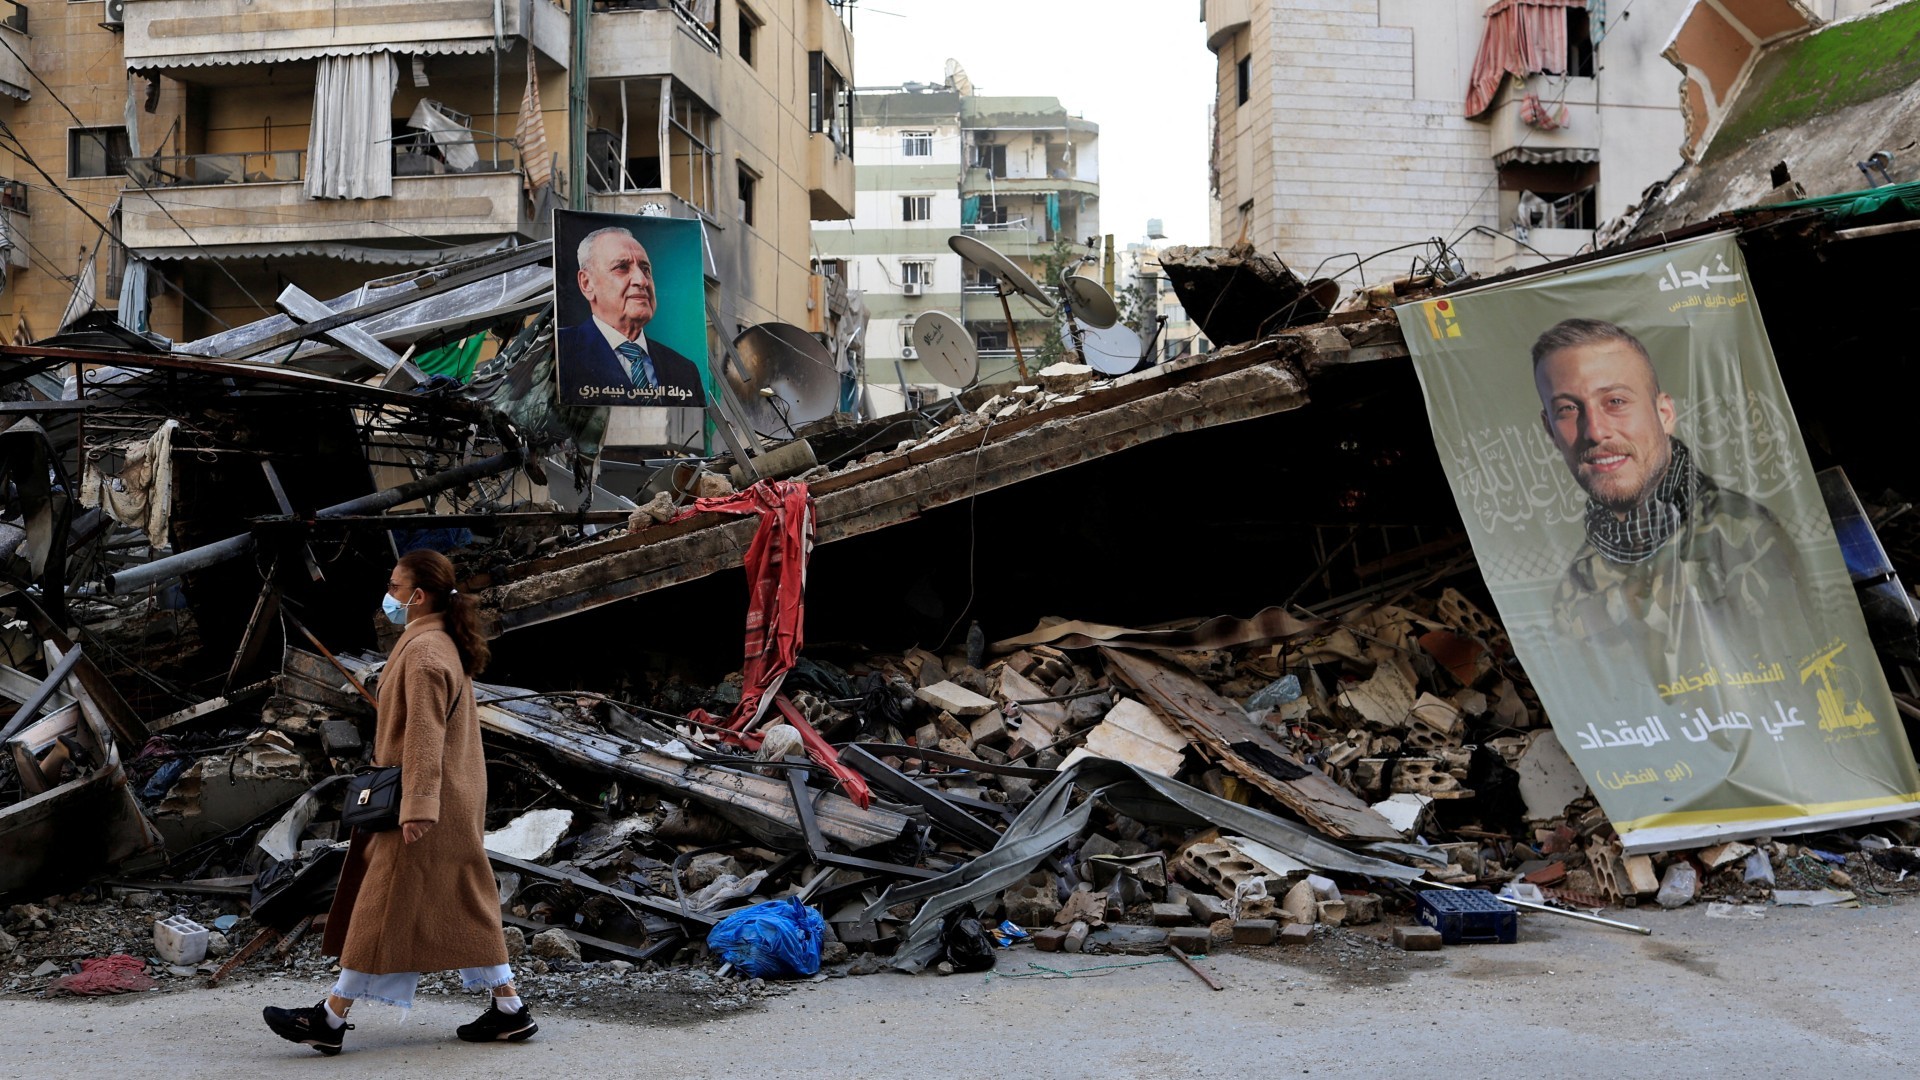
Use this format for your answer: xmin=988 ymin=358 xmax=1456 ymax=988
xmin=8 ymin=0 xmax=1920 ymax=992
xmin=2 ymin=0 xmax=857 ymax=456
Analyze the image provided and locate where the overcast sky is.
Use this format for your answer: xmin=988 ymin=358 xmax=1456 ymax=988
xmin=848 ymin=0 xmax=1217 ymax=247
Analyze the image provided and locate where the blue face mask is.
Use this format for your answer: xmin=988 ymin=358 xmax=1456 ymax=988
xmin=381 ymin=590 xmax=417 ymax=627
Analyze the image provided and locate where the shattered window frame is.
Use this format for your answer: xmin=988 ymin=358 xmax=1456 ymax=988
xmin=69 ymin=125 xmax=131 ymax=179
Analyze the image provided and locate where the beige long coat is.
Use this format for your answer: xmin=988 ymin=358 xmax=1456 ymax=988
xmin=322 ymin=614 xmax=508 ymax=973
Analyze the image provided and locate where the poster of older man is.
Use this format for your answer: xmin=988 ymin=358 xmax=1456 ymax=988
xmin=554 ymin=209 xmax=708 ymax=408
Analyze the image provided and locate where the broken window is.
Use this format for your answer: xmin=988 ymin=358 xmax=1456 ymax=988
xmin=1500 ymin=159 xmax=1599 ymax=232
xmin=969 ymin=141 xmax=1006 ymax=177
xmin=736 ymin=161 xmax=758 ymax=226
xmin=974 ymin=328 xmax=1007 ymax=351
xmin=69 ymin=126 xmax=130 ymax=179
xmin=1236 ymin=55 xmax=1251 ymax=106
xmin=901 ymin=195 xmax=931 ymax=222
xmin=737 ymin=2 xmax=760 ymax=66
xmin=901 ymin=130 xmax=933 ymax=158
xmin=668 ymin=91 xmax=719 ymax=217
xmin=808 ymin=51 xmax=852 ymax=159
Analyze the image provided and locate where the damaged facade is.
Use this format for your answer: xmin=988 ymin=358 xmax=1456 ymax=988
xmin=7 ymin=0 xmax=1920 ymax=1009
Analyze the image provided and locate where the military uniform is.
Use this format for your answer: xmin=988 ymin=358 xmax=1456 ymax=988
xmin=1554 ymin=474 xmax=1808 ymax=675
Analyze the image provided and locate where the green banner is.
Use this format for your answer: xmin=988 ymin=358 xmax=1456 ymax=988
xmin=1396 ymin=233 xmax=1920 ymax=852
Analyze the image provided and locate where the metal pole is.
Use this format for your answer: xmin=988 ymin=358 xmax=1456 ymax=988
xmin=997 ymin=288 xmax=1028 ymax=381
xmin=568 ymin=0 xmax=589 ymax=209
xmin=1418 ymin=879 xmax=1651 ymax=936
xmin=0 ymin=643 xmax=84 ymax=743
xmin=104 ymin=451 xmax=525 ymax=594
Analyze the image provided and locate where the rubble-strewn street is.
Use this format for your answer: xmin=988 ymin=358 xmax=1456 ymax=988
xmin=2 ymin=0 xmax=1920 ymax=1073
xmin=8 ymin=902 xmax=1920 ymax=1079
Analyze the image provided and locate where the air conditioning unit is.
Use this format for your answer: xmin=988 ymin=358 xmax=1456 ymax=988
xmin=901 ymin=346 xmax=918 ymax=360
xmin=902 ymin=282 xmax=923 ymax=297
xmin=103 ymin=0 xmax=125 ymax=27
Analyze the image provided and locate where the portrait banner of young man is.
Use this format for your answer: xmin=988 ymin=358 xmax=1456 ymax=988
xmin=1396 ymin=233 xmax=1920 ymax=852
xmin=553 ymin=209 xmax=710 ymax=408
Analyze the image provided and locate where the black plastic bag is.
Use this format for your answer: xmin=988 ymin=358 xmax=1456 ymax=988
xmin=940 ymin=904 xmax=996 ymax=973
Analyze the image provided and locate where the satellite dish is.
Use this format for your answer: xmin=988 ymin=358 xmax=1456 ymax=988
xmin=1061 ymin=275 xmax=1118 ymax=330
xmin=728 ymin=323 xmax=840 ymax=437
xmin=910 ymin=311 xmax=978 ymax=389
xmin=944 ymin=58 xmax=974 ymax=96
xmin=1063 ymin=318 xmax=1142 ymax=376
xmin=948 ymin=234 xmax=1052 ymax=311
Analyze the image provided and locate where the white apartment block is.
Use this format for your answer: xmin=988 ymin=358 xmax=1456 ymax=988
xmin=813 ymin=79 xmax=1100 ymax=414
xmin=1200 ymin=0 xmax=1887 ymax=282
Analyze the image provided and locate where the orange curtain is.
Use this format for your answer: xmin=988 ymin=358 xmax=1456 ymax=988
xmin=1465 ymin=0 xmax=1586 ymax=118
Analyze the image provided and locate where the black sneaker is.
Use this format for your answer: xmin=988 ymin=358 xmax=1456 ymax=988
xmin=456 ymin=1000 xmax=539 ymax=1043
xmin=263 ymin=1001 xmax=351 ymax=1056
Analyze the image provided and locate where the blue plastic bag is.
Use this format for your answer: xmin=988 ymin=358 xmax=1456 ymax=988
xmin=704 ymin=897 xmax=826 ymax=979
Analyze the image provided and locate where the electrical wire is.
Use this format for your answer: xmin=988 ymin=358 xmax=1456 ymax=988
xmin=0 ymin=36 xmax=275 ymax=316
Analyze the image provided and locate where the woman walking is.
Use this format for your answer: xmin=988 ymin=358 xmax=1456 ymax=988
xmin=264 ymin=549 xmax=536 ymax=1054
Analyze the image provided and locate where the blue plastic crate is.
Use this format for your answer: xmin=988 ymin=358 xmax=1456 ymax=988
xmin=1415 ymin=889 xmax=1517 ymax=944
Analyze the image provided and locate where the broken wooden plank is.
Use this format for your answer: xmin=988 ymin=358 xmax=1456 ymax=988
xmin=488 ymin=361 xmax=1311 ymax=633
xmin=1099 ymin=647 xmax=1401 ymax=843
xmin=487 ymin=850 xmax=715 ymax=928
xmin=475 ymin=698 xmax=914 ymax=852
xmin=500 ymin=913 xmax=682 ymax=963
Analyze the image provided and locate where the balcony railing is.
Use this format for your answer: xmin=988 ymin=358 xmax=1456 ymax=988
xmin=963 ymin=217 xmax=1031 ymax=232
xmin=392 ymin=134 xmax=521 ymax=176
xmin=124 ymin=135 xmax=520 ymax=189
xmin=126 ymin=150 xmax=305 ymax=189
xmin=592 ymin=0 xmax=721 ymax=52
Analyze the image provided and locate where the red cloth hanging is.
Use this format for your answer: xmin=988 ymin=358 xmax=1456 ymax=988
xmin=674 ymin=480 xmax=869 ymax=808
xmin=1465 ymin=0 xmax=1585 ymax=118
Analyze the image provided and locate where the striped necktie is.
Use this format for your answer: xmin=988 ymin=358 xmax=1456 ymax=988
xmin=615 ymin=340 xmax=656 ymax=389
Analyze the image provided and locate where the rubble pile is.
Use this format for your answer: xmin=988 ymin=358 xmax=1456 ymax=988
xmin=12 ymin=549 xmax=1920 ymax=1006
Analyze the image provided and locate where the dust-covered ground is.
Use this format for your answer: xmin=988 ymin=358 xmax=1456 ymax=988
xmin=8 ymin=898 xmax=1920 ymax=1079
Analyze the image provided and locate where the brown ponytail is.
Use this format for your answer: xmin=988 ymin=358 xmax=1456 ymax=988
xmin=396 ymin=548 xmax=491 ymax=676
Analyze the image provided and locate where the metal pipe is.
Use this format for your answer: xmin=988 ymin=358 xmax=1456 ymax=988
xmin=105 ymin=451 xmax=524 ymax=594
xmin=1418 ymin=879 xmax=1651 ymax=936
xmin=0 ymin=643 xmax=83 ymax=743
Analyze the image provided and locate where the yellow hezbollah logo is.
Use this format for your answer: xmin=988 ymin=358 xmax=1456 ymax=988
xmin=1422 ymin=299 xmax=1461 ymax=340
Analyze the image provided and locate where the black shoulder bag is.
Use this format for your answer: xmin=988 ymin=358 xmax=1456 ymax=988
xmin=341 ymin=652 xmax=465 ymax=833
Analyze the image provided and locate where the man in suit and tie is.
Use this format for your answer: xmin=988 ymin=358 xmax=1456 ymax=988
xmin=556 ymin=226 xmax=707 ymax=406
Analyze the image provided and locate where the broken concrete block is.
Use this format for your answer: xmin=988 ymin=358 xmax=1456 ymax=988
xmin=916 ymin=680 xmax=996 ymax=717
xmin=1282 ymin=879 xmax=1318 ymax=925
xmin=1339 ymin=660 xmax=1418 ymax=731
xmin=1315 ymin=899 xmax=1348 ymax=927
xmin=1187 ymin=892 xmax=1231 ymax=924
xmin=1392 ymin=758 xmax=1468 ymax=798
xmin=153 ymin=915 xmax=208 ymax=965
xmin=1001 ymin=872 xmax=1061 ymax=927
xmin=1059 ymin=697 xmax=1188 ymax=778
xmin=1232 ymin=919 xmax=1277 ymax=945
xmin=1369 ymin=793 xmax=1434 ymax=837
xmin=1063 ymin=920 xmax=1091 ymax=953
xmin=1151 ymin=902 xmax=1190 ymax=926
xmin=1278 ymin=923 xmax=1314 ymax=946
xmin=1167 ymin=926 xmax=1211 ymax=954
xmin=1393 ymin=925 xmax=1443 ymax=951
xmin=1624 ymin=854 xmax=1661 ymax=896
xmin=502 ymin=926 xmax=526 ymax=959
xmin=1342 ymin=894 xmax=1381 ymax=925
xmin=530 ymin=928 xmax=580 ymax=961
xmin=1033 ymin=928 xmax=1068 ymax=953
xmin=996 ymin=667 xmax=1065 ymax=746
xmin=1699 ymin=841 xmax=1755 ymax=870
xmin=1408 ymin=692 xmax=1462 ymax=737
xmin=319 ymin=719 xmax=364 ymax=758
xmin=1516 ymin=729 xmax=1588 ymax=820
xmin=968 ymin=709 xmax=1008 ymax=746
